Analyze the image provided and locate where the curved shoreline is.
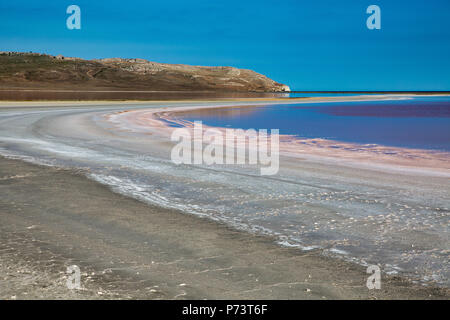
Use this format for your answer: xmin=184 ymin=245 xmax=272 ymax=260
xmin=0 ymin=98 xmax=449 ymax=291
xmin=105 ymin=98 xmax=450 ymax=178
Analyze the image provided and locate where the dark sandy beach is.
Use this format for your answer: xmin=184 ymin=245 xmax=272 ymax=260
xmin=0 ymin=156 xmax=448 ymax=300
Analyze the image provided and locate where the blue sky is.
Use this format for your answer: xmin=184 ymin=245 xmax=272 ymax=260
xmin=1 ymin=0 xmax=449 ymax=90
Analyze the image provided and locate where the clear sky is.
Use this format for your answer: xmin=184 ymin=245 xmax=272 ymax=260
xmin=1 ymin=0 xmax=449 ymax=91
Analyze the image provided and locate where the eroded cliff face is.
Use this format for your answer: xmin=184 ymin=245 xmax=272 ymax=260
xmin=0 ymin=52 xmax=290 ymax=92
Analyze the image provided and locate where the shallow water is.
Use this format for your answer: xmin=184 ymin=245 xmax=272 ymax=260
xmin=0 ymin=98 xmax=448 ymax=287
xmin=177 ymin=96 xmax=450 ymax=151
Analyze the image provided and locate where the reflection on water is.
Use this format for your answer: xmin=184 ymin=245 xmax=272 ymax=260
xmin=175 ymin=106 xmax=259 ymax=119
xmin=177 ymin=96 xmax=450 ymax=151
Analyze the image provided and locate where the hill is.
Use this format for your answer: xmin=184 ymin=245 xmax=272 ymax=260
xmin=0 ymin=52 xmax=290 ymax=92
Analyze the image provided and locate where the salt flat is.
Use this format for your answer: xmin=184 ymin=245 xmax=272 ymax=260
xmin=0 ymin=97 xmax=448 ymax=297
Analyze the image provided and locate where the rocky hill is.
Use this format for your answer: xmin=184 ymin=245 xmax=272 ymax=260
xmin=0 ymin=52 xmax=290 ymax=92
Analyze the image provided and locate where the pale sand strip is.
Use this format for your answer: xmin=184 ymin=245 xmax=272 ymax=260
xmin=0 ymin=94 xmax=415 ymax=107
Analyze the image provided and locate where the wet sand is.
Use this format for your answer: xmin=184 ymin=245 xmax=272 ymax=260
xmin=0 ymin=156 xmax=448 ymax=300
xmin=0 ymin=98 xmax=449 ymax=299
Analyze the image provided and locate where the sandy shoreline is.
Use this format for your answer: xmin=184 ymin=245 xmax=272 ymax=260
xmin=0 ymin=94 xmax=420 ymax=107
xmin=0 ymin=156 xmax=448 ymax=299
xmin=0 ymin=98 xmax=448 ymax=299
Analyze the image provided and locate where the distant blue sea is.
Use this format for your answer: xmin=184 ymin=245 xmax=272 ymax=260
xmin=178 ymin=96 xmax=450 ymax=151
